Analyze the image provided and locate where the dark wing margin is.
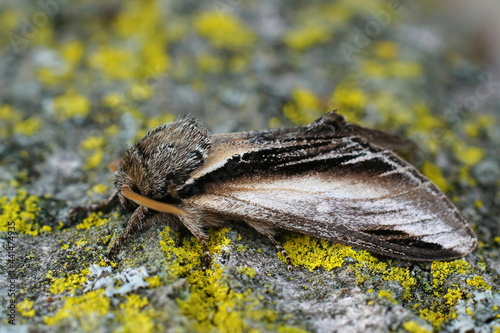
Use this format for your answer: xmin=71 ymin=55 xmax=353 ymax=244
xmin=181 ymin=111 xmax=476 ymax=261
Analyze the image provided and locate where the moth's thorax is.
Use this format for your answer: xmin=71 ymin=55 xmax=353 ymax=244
xmin=114 ymin=117 xmax=212 ymax=201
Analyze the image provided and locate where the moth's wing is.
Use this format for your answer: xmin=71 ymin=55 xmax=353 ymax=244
xmin=184 ymin=134 xmax=476 ymax=261
xmin=293 ymin=110 xmax=417 ymax=152
xmin=347 ymin=124 xmax=417 ymax=152
xmin=194 ymin=111 xmax=415 ymax=179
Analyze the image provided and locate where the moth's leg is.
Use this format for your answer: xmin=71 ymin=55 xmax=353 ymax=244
xmin=177 ymin=211 xmax=211 ymax=271
xmin=244 ymin=219 xmax=293 ymax=271
xmin=106 ymin=205 xmax=149 ymax=261
xmin=267 ymin=233 xmax=293 ymax=271
xmin=69 ymin=190 xmax=119 ymax=217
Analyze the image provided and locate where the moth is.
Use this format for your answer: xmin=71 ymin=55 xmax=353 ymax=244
xmin=74 ymin=111 xmax=477 ymax=269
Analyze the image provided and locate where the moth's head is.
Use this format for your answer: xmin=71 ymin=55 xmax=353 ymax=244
xmin=114 ymin=117 xmax=211 ymax=206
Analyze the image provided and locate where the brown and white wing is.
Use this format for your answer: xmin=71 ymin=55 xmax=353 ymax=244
xmin=182 ymin=132 xmax=476 ymax=261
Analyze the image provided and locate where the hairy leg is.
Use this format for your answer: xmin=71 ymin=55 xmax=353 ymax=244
xmin=106 ymin=205 xmax=149 ymax=261
xmin=177 ymin=211 xmax=211 ymax=271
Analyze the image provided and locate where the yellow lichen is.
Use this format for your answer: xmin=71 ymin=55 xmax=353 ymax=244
xmin=284 ymin=24 xmax=331 ymax=51
xmin=363 ymin=59 xmax=422 ymax=78
xmin=280 ymin=234 xmax=357 ymax=272
xmin=53 ymin=90 xmax=91 ymax=119
xmin=377 ymin=290 xmax=398 ymax=304
xmin=61 ymin=40 xmax=85 ymax=67
xmin=115 ymin=294 xmax=156 ymax=333
xmin=141 ymin=39 xmax=170 ymax=76
xmin=13 ymin=116 xmax=42 ymax=136
xmin=145 ymin=275 xmax=161 ymax=288
xmin=430 ymin=260 xmax=471 ymax=288
xmin=229 ymin=55 xmax=250 ymax=72
xmin=0 ymin=9 xmax=20 ymax=32
xmin=44 ymin=290 xmax=110 ymax=328
xmin=105 ymin=124 xmax=120 ymax=136
xmin=459 ymin=166 xmax=477 ymax=187
xmin=194 ymin=11 xmax=255 ymax=49
xmin=177 ymin=267 xmax=277 ymax=333
xmin=374 ymin=41 xmax=399 ymax=59
xmin=102 ymin=92 xmax=125 ymax=108
xmin=48 ymin=269 xmax=90 ymax=294
xmin=196 ymin=53 xmax=224 ymax=73
xmin=81 ymin=136 xmax=105 ymax=151
xmin=88 ymin=47 xmax=138 ymax=80
xmin=269 ymin=117 xmax=282 ymax=128
xmin=237 ymin=266 xmax=257 ymax=278
xmin=466 ymin=276 xmax=492 ymax=291
xmin=332 ymin=84 xmax=367 ymax=111
xmin=277 ymin=325 xmax=309 ymax=333
xmin=419 ymin=308 xmax=447 ymax=330
xmin=0 ymin=190 xmax=42 ymax=236
xmin=421 ymin=161 xmax=452 ymax=192
xmin=146 ymin=114 xmax=176 ymax=131
xmin=84 ymin=150 xmax=104 ymax=170
xmin=76 ymin=212 xmax=110 ymax=230
xmin=463 ymin=114 xmax=494 ymax=138
xmin=160 ymin=227 xmax=231 ymax=278
xmin=90 ymin=184 xmax=109 ymax=195
xmin=453 ymin=142 xmax=485 ymax=166
xmin=129 ymin=83 xmax=154 ymax=101
xmin=41 ymin=225 xmax=52 ymax=233
xmin=76 ymin=239 xmax=88 ymax=247
xmin=443 ymin=286 xmax=462 ymax=307
xmin=160 ymin=227 xmax=301 ymax=332
xmin=17 ymin=298 xmax=35 ymax=318
xmin=283 ymin=88 xmax=324 ymax=125
xmin=403 ymin=321 xmax=432 ymax=333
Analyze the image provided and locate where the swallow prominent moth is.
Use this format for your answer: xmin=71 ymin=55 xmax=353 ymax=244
xmin=77 ymin=111 xmax=477 ymax=269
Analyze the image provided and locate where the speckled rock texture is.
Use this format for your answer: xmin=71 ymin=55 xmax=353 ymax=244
xmin=1 ymin=0 xmax=499 ymax=332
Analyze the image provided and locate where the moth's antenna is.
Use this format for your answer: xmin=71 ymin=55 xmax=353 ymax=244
xmin=121 ymin=185 xmax=187 ymax=216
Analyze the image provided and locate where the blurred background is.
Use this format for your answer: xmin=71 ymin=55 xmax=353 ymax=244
xmin=1 ymin=0 xmax=499 ymax=331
